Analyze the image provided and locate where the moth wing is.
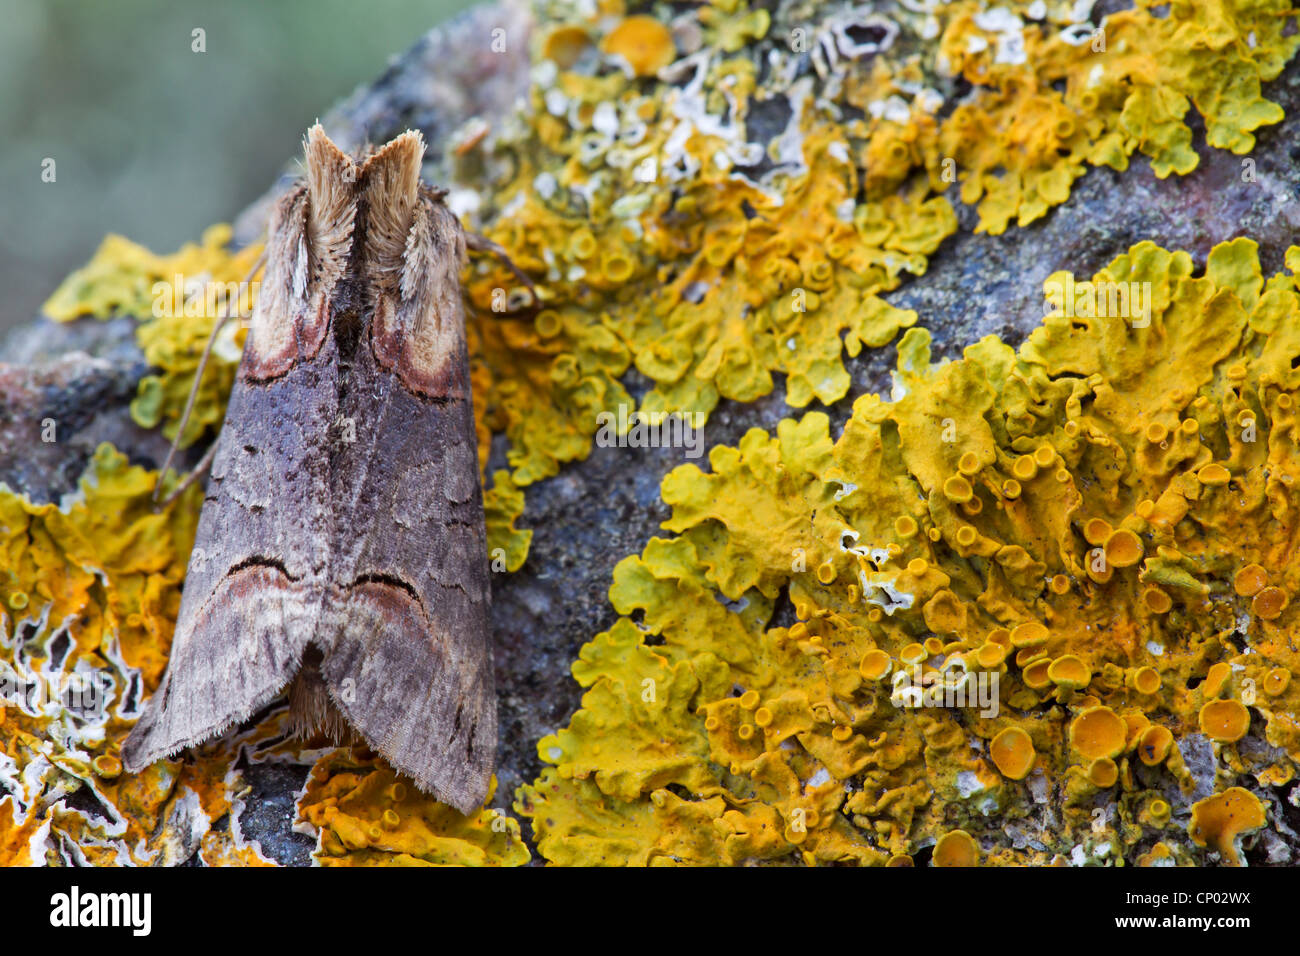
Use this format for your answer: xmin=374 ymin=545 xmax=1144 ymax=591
xmin=319 ymin=143 xmax=495 ymax=814
xmin=125 ymin=132 xmax=358 ymax=771
xmin=121 ymin=561 xmax=319 ymax=771
xmin=320 ymin=318 xmax=496 ymax=816
xmin=319 ymin=518 xmax=496 ymax=818
xmin=122 ymin=344 xmax=338 ymax=771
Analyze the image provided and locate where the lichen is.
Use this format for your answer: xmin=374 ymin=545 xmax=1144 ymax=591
xmin=297 ymin=753 xmax=529 ymax=866
xmin=43 ymin=226 xmax=261 ymax=450
xmin=457 ymin=0 xmax=1299 ymax=490
xmin=483 ymin=469 xmax=534 ymax=573
xmin=519 ymin=238 xmax=1300 ymax=865
xmin=0 ymin=443 xmax=222 ymax=864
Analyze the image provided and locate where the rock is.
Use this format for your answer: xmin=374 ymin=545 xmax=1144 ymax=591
xmin=5 ymin=0 xmax=1300 ymax=865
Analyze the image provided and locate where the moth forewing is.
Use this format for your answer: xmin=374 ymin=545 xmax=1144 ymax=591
xmin=123 ymin=125 xmax=497 ymax=816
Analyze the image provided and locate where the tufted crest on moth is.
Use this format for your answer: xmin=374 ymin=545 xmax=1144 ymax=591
xmin=357 ymin=129 xmax=425 ymax=297
xmin=244 ymin=124 xmax=361 ymax=379
xmin=356 ymin=133 xmax=470 ymax=399
xmin=244 ymin=124 xmax=470 ymax=395
xmin=303 ymin=123 xmax=359 ymax=287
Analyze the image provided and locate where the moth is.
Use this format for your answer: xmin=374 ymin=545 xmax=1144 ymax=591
xmin=123 ymin=125 xmax=528 ymax=814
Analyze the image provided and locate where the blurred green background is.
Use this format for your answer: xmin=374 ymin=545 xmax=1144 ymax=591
xmin=0 ymin=0 xmax=477 ymax=336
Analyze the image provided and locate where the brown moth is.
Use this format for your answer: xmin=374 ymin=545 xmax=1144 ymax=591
xmin=122 ymin=125 xmax=504 ymax=814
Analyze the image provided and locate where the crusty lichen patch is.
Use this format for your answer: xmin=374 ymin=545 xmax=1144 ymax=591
xmin=519 ymin=238 xmax=1300 ymax=865
xmin=43 ymin=226 xmax=261 ymax=451
xmin=0 ymin=444 xmax=220 ymax=864
xmin=458 ymin=0 xmax=1299 ymax=484
xmin=297 ymin=754 xmax=529 ymax=866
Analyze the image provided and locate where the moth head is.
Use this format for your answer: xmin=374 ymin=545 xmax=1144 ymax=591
xmin=247 ymin=124 xmax=470 ymax=393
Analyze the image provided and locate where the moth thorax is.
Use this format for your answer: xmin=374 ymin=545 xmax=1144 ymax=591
xmin=333 ymin=305 xmax=363 ymax=361
xmin=288 ymin=646 xmax=354 ymax=744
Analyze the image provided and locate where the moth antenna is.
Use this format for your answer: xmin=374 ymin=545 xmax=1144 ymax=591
xmin=463 ymin=229 xmax=539 ymax=316
xmin=154 ymin=440 xmax=217 ymax=511
xmin=152 ymin=250 xmax=266 ymax=503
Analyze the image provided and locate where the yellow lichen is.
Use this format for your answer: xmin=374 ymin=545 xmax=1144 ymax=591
xmin=989 ymin=726 xmax=1035 ymax=780
xmin=932 ymin=0 xmax=1299 ymax=233
xmin=521 ymin=238 xmax=1300 ymax=864
xmin=601 ymin=15 xmax=676 ymax=77
xmin=1199 ymin=698 xmax=1251 ymax=743
xmin=933 ymin=828 xmax=980 ymax=867
xmin=43 ymin=226 xmax=261 ymax=449
xmin=298 ymin=753 xmax=528 ymax=866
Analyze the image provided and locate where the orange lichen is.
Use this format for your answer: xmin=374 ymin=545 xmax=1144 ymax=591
xmin=298 ymin=756 xmax=528 ymax=866
xmin=1188 ymin=788 xmax=1266 ymax=866
xmin=1103 ymin=529 xmax=1144 ymax=569
xmin=989 ymin=727 xmax=1035 ymax=781
xmin=1264 ymin=668 xmax=1291 ymax=697
xmin=943 ymin=475 xmax=975 ymax=503
xmin=543 ymin=25 xmax=591 ymax=69
xmin=1253 ymin=586 xmax=1289 ymax=620
xmin=1087 ymin=757 xmax=1119 ymax=789
xmin=600 ymin=15 xmax=675 ymax=77
xmin=1022 ymin=658 xmax=1052 ymax=690
xmin=975 ymin=642 xmax=1008 ymax=669
xmin=1234 ymin=563 xmax=1268 ymax=596
xmin=1142 ymin=587 xmax=1172 ymax=614
xmin=1203 ymin=662 xmax=1233 ymax=699
xmin=1198 ymin=463 xmax=1231 ymax=486
xmin=1130 ymin=666 xmax=1162 ymax=696
xmin=1083 ymin=518 xmax=1112 ymax=546
xmin=1199 ymin=699 xmax=1251 ymax=743
xmin=1010 ymin=621 xmax=1049 ymax=649
xmin=1138 ymin=726 xmax=1174 ymax=767
xmin=1070 ymin=707 xmax=1128 ymax=761
xmin=1047 ymin=655 xmax=1091 ymax=691
xmin=933 ymin=829 xmax=980 ymax=867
